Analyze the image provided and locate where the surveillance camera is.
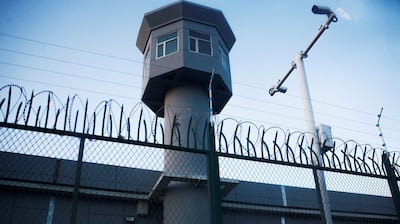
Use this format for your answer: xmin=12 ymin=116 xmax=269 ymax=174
xmin=278 ymin=86 xmax=287 ymax=93
xmin=268 ymin=85 xmax=287 ymax=96
xmin=312 ymin=5 xmax=332 ymax=15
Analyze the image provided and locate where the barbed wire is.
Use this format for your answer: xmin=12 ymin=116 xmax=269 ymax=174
xmin=1 ymin=84 xmax=398 ymax=178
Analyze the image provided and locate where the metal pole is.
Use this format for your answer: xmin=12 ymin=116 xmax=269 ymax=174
xmin=295 ymin=52 xmax=332 ymax=224
xmin=70 ymin=137 xmax=85 ymax=224
xmin=207 ymin=124 xmax=223 ymax=224
xmin=382 ymin=151 xmax=400 ymax=221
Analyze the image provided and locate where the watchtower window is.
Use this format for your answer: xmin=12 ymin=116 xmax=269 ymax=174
xmin=189 ymin=30 xmax=212 ymax=55
xmin=157 ymin=32 xmax=178 ymax=58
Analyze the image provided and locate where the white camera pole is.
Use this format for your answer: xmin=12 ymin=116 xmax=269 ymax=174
xmin=295 ymin=51 xmax=332 ymax=224
xmin=268 ymin=5 xmax=338 ymax=224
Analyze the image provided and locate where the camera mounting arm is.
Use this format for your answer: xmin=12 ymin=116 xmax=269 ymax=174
xmin=268 ymin=5 xmax=337 ymax=96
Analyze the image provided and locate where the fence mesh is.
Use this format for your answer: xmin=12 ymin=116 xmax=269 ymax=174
xmin=0 ymin=126 xmax=212 ymax=224
xmin=219 ymin=153 xmax=396 ymax=224
xmin=0 ymin=124 xmax=398 ymax=224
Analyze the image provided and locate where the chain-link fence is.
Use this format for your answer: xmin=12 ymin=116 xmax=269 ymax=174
xmin=219 ymin=155 xmax=396 ymax=224
xmin=1 ymin=123 xmax=398 ymax=224
xmin=0 ymin=126 xmax=164 ymax=224
xmin=0 ymin=124 xmax=219 ymax=224
xmin=0 ymin=85 xmax=399 ymax=224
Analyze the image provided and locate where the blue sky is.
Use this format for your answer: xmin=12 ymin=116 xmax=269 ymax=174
xmin=0 ymin=0 xmax=399 ymax=151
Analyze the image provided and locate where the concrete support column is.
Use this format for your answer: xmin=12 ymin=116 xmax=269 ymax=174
xmin=163 ymin=86 xmax=210 ymax=224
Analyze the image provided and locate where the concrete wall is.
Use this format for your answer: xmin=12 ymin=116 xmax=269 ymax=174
xmin=0 ymin=189 xmax=162 ymax=224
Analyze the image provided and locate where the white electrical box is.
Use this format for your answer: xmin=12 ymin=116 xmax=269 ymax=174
xmin=317 ymin=124 xmax=333 ymax=153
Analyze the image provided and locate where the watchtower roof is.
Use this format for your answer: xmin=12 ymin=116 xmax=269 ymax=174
xmin=136 ymin=1 xmax=235 ymax=53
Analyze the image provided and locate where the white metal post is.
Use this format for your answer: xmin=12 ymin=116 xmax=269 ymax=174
xmin=295 ymin=52 xmax=333 ymax=224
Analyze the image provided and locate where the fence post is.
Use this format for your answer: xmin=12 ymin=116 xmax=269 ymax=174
xmin=207 ymin=124 xmax=223 ymax=224
xmin=70 ymin=137 xmax=85 ymax=224
xmin=382 ymin=151 xmax=400 ymax=220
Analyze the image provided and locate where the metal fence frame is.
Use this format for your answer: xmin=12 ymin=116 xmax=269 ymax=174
xmin=1 ymin=84 xmax=400 ymax=223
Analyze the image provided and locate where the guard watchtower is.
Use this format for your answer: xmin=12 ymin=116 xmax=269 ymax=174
xmin=137 ymin=1 xmax=235 ymax=223
xmin=137 ymin=0 xmax=235 ymax=117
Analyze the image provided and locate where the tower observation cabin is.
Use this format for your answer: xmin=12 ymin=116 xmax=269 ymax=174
xmin=136 ymin=0 xmax=235 ymax=117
